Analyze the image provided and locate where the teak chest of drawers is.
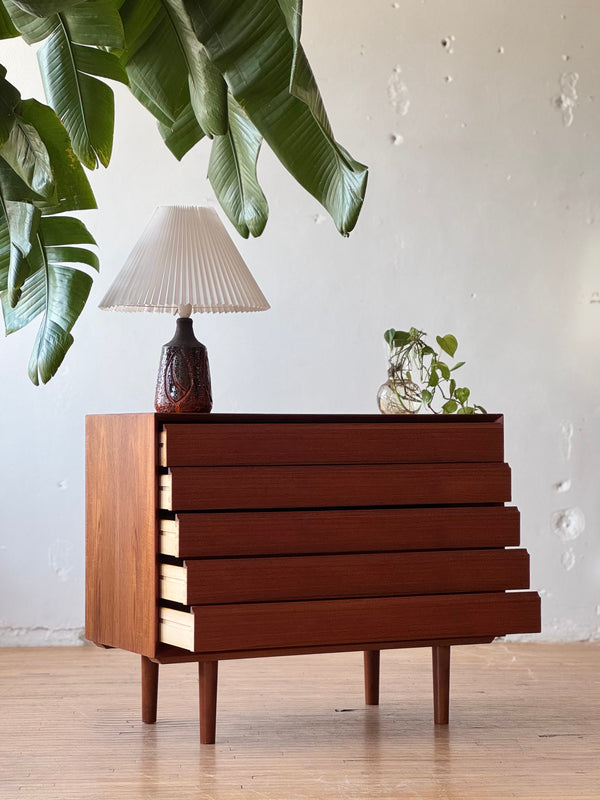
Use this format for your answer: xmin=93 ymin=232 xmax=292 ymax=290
xmin=85 ymin=413 xmax=540 ymax=743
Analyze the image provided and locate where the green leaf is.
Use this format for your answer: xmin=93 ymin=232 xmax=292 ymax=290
xmin=120 ymin=0 xmax=189 ymax=125
xmin=0 ymin=116 xmax=54 ymax=197
xmin=392 ymin=330 xmax=411 ymax=347
xmin=383 ymin=328 xmax=396 ymax=346
xmin=20 ymin=99 xmax=96 ymax=213
xmin=457 ymin=406 xmax=475 ymax=415
xmin=428 ymin=369 xmax=439 ymax=387
xmin=185 ymin=0 xmax=367 ymax=236
xmin=8 ymin=1 xmax=84 ymax=16
xmin=0 ymin=6 xmax=19 ymax=39
xmin=3 ymin=0 xmax=57 ymax=43
xmin=73 ymin=45 xmax=129 ymax=85
xmin=449 ymin=378 xmax=456 ymax=396
xmin=436 ymin=361 xmax=451 ymax=380
xmin=39 ymin=214 xmax=96 ymax=246
xmin=0 ymin=67 xmax=22 ymax=146
xmin=1 ymin=210 xmax=96 ymax=383
xmin=158 ymin=103 xmax=205 ymax=160
xmin=474 ymin=405 xmax=487 ymax=414
xmin=421 ymin=388 xmax=433 ymax=405
xmin=38 ymin=26 xmax=116 ymax=168
xmin=436 ymin=334 xmax=458 ymax=358
xmin=162 ymin=0 xmax=227 ymax=136
xmin=208 ymin=94 xmax=268 ymax=238
xmin=421 ymin=344 xmax=435 ymax=357
xmin=442 ymin=399 xmax=458 ymax=414
xmin=450 ymin=360 xmax=465 ymax=372
xmin=455 ymin=387 xmax=470 ymax=405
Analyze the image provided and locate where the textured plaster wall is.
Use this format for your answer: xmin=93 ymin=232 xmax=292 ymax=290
xmin=1 ymin=0 xmax=598 ymax=645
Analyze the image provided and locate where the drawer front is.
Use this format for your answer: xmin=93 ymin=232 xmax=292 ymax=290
xmin=159 ymin=591 xmax=541 ymax=653
xmin=160 ymin=463 xmax=511 ymax=511
xmin=159 ymin=506 xmax=521 ymax=558
xmin=160 ymin=548 xmax=530 ymax=605
xmin=160 ymin=420 xmax=504 ymax=467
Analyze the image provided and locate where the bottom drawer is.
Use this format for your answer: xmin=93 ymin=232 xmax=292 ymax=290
xmin=159 ymin=591 xmax=541 ymax=653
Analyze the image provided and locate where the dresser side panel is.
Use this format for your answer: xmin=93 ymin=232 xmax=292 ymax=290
xmin=85 ymin=414 xmax=157 ymax=657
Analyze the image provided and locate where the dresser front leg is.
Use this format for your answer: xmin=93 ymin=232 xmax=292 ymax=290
xmin=141 ymin=656 xmax=159 ymax=724
xmin=199 ymin=661 xmax=218 ymax=744
xmin=364 ymin=650 xmax=380 ymax=705
xmin=432 ymin=645 xmax=451 ymax=724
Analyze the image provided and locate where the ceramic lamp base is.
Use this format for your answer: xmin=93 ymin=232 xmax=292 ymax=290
xmin=154 ymin=317 xmax=212 ymax=413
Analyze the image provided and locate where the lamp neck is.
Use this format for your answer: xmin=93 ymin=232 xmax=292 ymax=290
xmin=166 ymin=316 xmax=203 ymax=348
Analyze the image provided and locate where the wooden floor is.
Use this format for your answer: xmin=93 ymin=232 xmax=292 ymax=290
xmin=0 ymin=642 xmax=598 ymax=799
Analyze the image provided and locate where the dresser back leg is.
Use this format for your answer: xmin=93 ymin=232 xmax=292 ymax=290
xmin=141 ymin=656 xmax=159 ymax=724
xmin=199 ymin=661 xmax=219 ymax=744
xmin=432 ymin=645 xmax=451 ymax=724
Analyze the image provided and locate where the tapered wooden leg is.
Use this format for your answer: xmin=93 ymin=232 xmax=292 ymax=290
xmin=199 ymin=661 xmax=218 ymax=744
xmin=141 ymin=656 xmax=159 ymax=724
xmin=432 ymin=645 xmax=450 ymax=724
xmin=364 ymin=650 xmax=380 ymax=705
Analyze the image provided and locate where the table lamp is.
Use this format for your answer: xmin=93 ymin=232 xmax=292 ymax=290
xmin=99 ymin=205 xmax=270 ymax=413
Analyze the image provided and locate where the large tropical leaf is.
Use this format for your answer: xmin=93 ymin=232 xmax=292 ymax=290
xmin=36 ymin=4 xmax=127 ymax=169
xmin=0 ymin=213 xmax=96 ymax=384
xmin=208 ymin=94 xmax=267 ymax=238
xmin=157 ymin=102 xmax=204 ymax=160
xmin=10 ymin=0 xmax=84 ymax=16
xmin=184 ymin=0 xmax=367 ymax=235
xmin=119 ymin=0 xmax=189 ymax=126
xmin=161 ymin=0 xmax=227 ymax=137
xmin=0 ymin=65 xmax=20 ymax=145
xmin=0 ymin=116 xmax=53 ymax=197
xmin=0 ymin=4 xmax=19 ymax=38
xmin=20 ymin=99 xmax=96 ymax=213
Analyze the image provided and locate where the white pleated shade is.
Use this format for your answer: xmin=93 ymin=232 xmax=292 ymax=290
xmin=99 ymin=206 xmax=270 ymax=313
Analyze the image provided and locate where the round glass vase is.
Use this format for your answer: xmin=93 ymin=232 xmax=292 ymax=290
xmin=377 ymin=377 xmax=422 ymax=415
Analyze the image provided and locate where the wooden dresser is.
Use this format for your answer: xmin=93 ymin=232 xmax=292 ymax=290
xmin=85 ymin=413 xmax=540 ymax=743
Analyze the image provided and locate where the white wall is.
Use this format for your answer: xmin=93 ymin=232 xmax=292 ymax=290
xmin=1 ymin=0 xmax=598 ymax=644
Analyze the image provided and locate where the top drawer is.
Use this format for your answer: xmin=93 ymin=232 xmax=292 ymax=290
xmin=160 ymin=418 xmax=504 ymax=467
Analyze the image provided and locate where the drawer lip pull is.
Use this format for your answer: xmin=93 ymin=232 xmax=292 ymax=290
xmin=160 ymin=420 xmax=505 ymax=467
xmin=158 ymin=549 xmax=531 ymax=606
xmin=162 ymin=463 xmax=512 ymax=511
xmin=159 ymin=591 xmax=541 ymax=653
xmin=158 ymin=507 xmax=521 ymax=559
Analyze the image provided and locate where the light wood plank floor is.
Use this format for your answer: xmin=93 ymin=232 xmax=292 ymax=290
xmin=1 ymin=642 xmax=598 ymax=799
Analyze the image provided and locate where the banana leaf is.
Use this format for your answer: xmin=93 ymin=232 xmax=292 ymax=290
xmin=0 ymin=213 xmax=97 ymax=384
xmin=184 ymin=0 xmax=367 ymax=235
xmin=208 ymin=94 xmax=267 ymax=238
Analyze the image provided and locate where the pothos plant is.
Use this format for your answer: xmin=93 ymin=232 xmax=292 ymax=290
xmin=383 ymin=327 xmax=486 ymax=414
xmin=0 ymin=0 xmax=368 ymax=384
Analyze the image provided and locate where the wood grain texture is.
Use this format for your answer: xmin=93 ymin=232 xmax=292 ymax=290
xmin=159 ymin=506 xmax=521 ymax=558
xmin=160 ymin=420 xmax=504 ymax=466
xmin=85 ymin=414 xmax=158 ymax=657
xmin=160 ymin=549 xmax=531 ymax=605
xmin=161 ymin=462 xmax=512 ymax=511
xmin=432 ymin=645 xmax=451 ymax=724
xmin=2 ymin=644 xmax=599 ymax=800
xmin=161 ymin=592 xmax=541 ymax=653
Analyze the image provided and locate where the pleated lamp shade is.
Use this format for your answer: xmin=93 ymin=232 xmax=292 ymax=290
xmin=99 ymin=205 xmax=270 ymax=414
xmin=98 ymin=205 xmax=270 ymax=314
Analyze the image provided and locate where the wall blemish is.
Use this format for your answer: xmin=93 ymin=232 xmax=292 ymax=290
xmin=552 ymin=507 xmax=585 ymax=542
xmin=590 ymin=291 xmax=600 ymax=303
xmin=552 ymin=72 xmax=579 ymax=127
xmin=390 ymin=133 xmax=404 ymax=145
xmin=441 ymin=36 xmax=455 ymax=54
xmin=561 ymin=549 xmax=576 ymax=571
xmin=48 ymin=539 xmax=75 ymax=583
xmin=560 ymin=420 xmax=574 ymax=461
xmin=497 ymin=46 xmax=505 ymax=55
xmin=387 ymin=66 xmax=410 ymax=115
xmin=554 ymin=479 xmax=572 ymax=493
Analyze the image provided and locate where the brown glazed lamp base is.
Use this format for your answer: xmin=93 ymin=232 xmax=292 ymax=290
xmin=154 ymin=317 xmax=213 ymax=413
